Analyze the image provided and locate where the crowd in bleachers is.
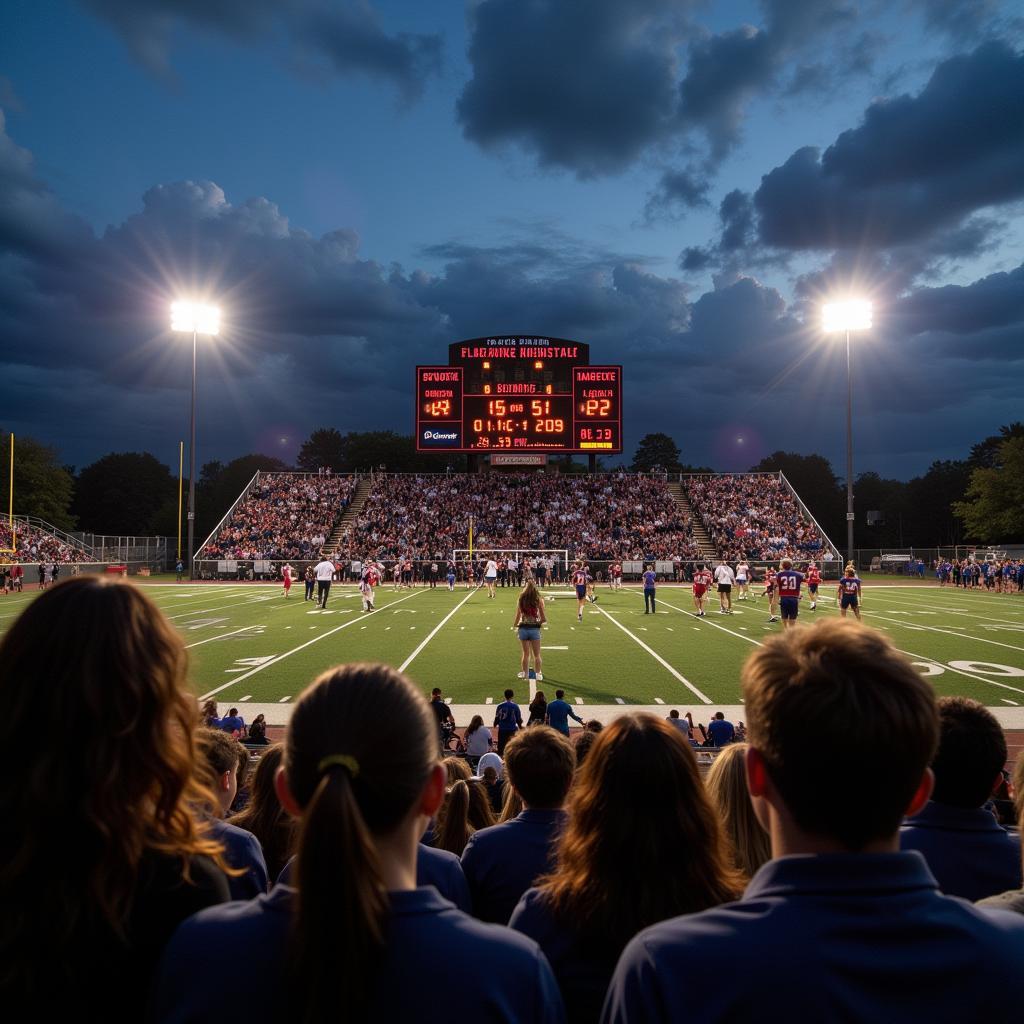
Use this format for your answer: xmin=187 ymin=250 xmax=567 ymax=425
xmin=686 ymin=473 xmax=829 ymax=561
xmin=0 ymin=520 xmax=82 ymax=562
xmin=353 ymin=472 xmax=700 ymax=561
xmin=199 ymin=473 xmax=354 ymax=560
xmin=8 ymin=575 xmax=1024 ymax=1021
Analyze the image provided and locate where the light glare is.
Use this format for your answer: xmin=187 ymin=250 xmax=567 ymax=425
xmin=822 ymin=300 xmax=872 ymax=332
xmin=171 ymin=301 xmax=220 ymax=336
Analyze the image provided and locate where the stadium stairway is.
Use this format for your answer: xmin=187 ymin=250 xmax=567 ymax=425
xmin=668 ymin=482 xmax=715 ymax=562
xmin=322 ymin=477 xmax=371 ymax=556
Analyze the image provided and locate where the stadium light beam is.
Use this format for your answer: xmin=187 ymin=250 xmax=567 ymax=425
xmin=822 ymin=299 xmax=872 ymax=564
xmin=171 ymin=301 xmax=221 ymax=580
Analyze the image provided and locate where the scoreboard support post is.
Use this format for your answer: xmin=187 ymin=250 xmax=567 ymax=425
xmin=588 ymin=453 xmax=597 ymax=473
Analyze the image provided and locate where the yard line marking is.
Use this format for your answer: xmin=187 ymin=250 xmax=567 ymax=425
xmin=894 ymin=648 xmax=1024 ymax=696
xmin=865 ymin=611 xmax=1024 ymax=653
xmin=652 ymin=594 xmax=763 ymax=648
xmin=485 ymin=697 xmax=493 ymax=704
xmin=666 ymin=627 xmax=674 ymax=631
xmin=239 ymin=695 xmax=251 ymax=702
xmin=198 ymin=590 xmax=424 ymax=700
xmin=654 ymin=697 xmax=665 ymax=704
xmin=530 ymin=677 xmax=537 ymax=700
xmin=185 ymin=625 xmax=263 ymax=649
xmin=575 ymin=697 xmax=583 ymax=705
xmin=398 ymin=588 xmax=477 ymax=674
xmin=595 ymin=605 xmax=711 ymax=704
xmin=542 ymin=645 xmax=569 ymax=650
xmin=278 ymin=695 xmax=291 ymax=703
xmin=1002 ymin=699 xmax=1019 ymax=706
xmin=385 ymin=626 xmax=391 ymax=630
xmin=615 ymin=697 xmax=625 ymax=704
xmin=871 ymin=592 xmax=1024 ymax=627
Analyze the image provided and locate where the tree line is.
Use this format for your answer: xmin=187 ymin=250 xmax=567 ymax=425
xmin=2 ymin=423 xmax=1021 ymax=547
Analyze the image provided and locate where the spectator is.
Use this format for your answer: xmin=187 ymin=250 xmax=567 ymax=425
xmin=435 ymin=780 xmax=475 ymax=857
xmin=574 ymin=730 xmax=597 ymax=768
xmin=429 ymin=687 xmax=456 ymax=754
xmin=229 ymin=745 xmax=295 ymax=884
xmin=604 ymin=619 xmax=1024 ymax=1023
xmin=0 ymin=577 xmax=230 ymax=1013
xmin=666 ymin=709 xmax=692 ymax=740
xmin=463 ymin=728 xmax=575 ymax=923
xmin=443 ymin=756 xmax=472 ymax=786
xmin=707 ymin=711 xmax=735 ymax=747
xmin=220 ymin=707 xmax=246 ymax=738
xmin=901 ymin=697 xmax=1022 ymax=901
xmin=201 ymin=698 xmax=220 ymax=728
xmin=195 ymin=729 xmax=270 ymax=900
xmin=155 ymin=663 xmax=564 ymax=1023
xmin=547 ymin=690 xmax=584 ymax=736
xmin=480 ymin=764 xmax=505 ymax=816
xmin=494 ymin=688 xmax=523 ymax=756
xmin=463 ymin=714 xmax=493 ymax=765
xmin=528 ymin=690 xmax=549 ymax=726
xmin=978 ymin=754 xmax=1024 ymax=916
xmin=247 ymin=713 xmax=268 ymax=746
xmin=585 ymin=719 xmax=604 ymax=733
xmin=705 ymin=743 xmax=771 ymax=879
xmin=511 ymin=714 xmax=743 ymax=1022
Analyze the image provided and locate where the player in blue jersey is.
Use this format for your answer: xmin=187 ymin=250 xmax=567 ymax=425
xmin=775 ymin=558 xmax=804 ymax=631
xmin=571 ymin=562 xmax=589 ymax=622
xmin=838 ymin=566 xmax=863 ymax=620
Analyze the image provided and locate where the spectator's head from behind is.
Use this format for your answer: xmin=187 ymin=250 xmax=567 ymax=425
xmin=930 ymin=697 xmax=1007 ymax=809
xmin=742 ymin=619 xmax=938 ymax=853
xmin=705 ymin=742 xmax=771 ymax=878
xmin=443 ymin=756 xmax=472 ymax=786
xmin=714 ymin=711 xmax=725 ymax=721
xmin=276 ymin=662 xmax=445 ymax=1019
xmin=504 ymin=688 xmax=514 ymax=700
xmin=555 ymin=689 xmax=565 ymax=700
xmin=431 ymin=687 xmax=442 ymax=701
xmin=196 ymin=728 xmax=246 ymax=818
xmin=0 ymin=577 xmax=226 ymax=993
xmin=669 ymin=709 xmax=680 ymax=720
xmin=504 ymin=727 xmax=575 ymax=810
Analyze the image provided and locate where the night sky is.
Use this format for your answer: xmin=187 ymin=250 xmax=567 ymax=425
xmin=2 ymin=0 xmax=1022 ymax=478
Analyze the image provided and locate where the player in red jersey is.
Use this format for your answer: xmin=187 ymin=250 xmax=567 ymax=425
xmin=281 ymin=563 xmax=294 ymax=598
xmin=805 ymin=562 xmax=822 ymax=611
xmin=610 ymin=561 xmax=623 ymax=591
xmin=775 ymin=557 xmax=805 ymax=631
xmin=691 ymin=564 xmax=713 ymax=617
xmin=762 ymin=566 xmax=779 ymax=623
xmin=360 ymin=563 xmax=380 ymax=612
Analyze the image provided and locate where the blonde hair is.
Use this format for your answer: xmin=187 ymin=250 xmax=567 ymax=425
xmin=704 ymin=743 xmax=771 ymax=879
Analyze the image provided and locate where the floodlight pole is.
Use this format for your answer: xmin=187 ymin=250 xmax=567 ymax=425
xmin=845 ymin=328 xmax=854 ymax=564
xmin=188 ymin=327 xmax=197 ymax=580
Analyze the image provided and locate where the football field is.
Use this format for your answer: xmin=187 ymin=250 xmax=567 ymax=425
xmin=4 ymin=579 xmax=1024 ymax=723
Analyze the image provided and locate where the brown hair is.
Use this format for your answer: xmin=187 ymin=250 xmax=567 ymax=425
xmin=443 ymin=756 xmax=472 ymax=785
xmin=931 ymin=697 xmax=1007 ymax=808
xmin=537 ymin=714 xmax=743 ymax=955
xmin=466 ymin=779 xmax=496 ymax=831
xmin=434 ymin=780 xmax=473 ymax=856
xmin=0 ymin=576 xmax=226 ymax=996
xmin=742 ymin=618 xmax=938 ymax=849
xmin=705 ymin=743 xmax=771 ymax=878
xmin=499 ymin=779 xmax=523 ymax=822
xmin=285 ymin=662 xmax=436 ymax=1021
xmin=230 ymin=745 xmax=296 ymax=882
xmin=504 ymin=727 xmax=575 ymax=808
xmin=518 ymin=580 xmax=543 ymax=619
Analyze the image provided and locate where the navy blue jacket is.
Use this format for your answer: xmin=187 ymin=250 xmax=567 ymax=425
xmin=155 ymin=886 xmax=564 ymax=1023
xmin=461 ymin=809 xmax=566 ymax=924
xmin=511 ymin=888 xmax=621 ymax=1024
xmin=602 ymin=852 xmax=1024 ymax=1023
xmin=209 ymin=818 xmax=269 ymax=900
xmin=900 ymin=801 xmax=1022 ymax=902
xmin=276 ymin=846 xmax=471 ymax=913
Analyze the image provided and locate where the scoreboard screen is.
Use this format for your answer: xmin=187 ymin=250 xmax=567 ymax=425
xmin=416 ymin=337 xmax=622 ymax=453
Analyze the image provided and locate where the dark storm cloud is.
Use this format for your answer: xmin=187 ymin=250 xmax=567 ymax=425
xmin=643 ymin=167 xmax=712 ymax=222
xmin=81 ymin=0 xmax=442 ymax=98
xmin=916 ymin=0 xmax=1016 ymax=41
xmin=456 ymin=0 xmax=687 ymax=177
xmin=457 ymin=0 xmax=867 ymax=179
xmin=754 ymin=42 xmax=1024 ymax=250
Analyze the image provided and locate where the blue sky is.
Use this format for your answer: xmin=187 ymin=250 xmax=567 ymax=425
xmin=1 ymin=0 xmax=1022 ymax=478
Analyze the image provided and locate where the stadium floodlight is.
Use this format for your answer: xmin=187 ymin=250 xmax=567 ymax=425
xmin=171 ymin=300 xmax=221 ymax=580
xmin=822 ymin=298 xmax=873 ymax=564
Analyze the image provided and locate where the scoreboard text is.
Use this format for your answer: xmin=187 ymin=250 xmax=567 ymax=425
xmin=416 ymin=346 xmax=622 ymax=453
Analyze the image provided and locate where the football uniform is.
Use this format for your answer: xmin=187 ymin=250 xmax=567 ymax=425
xmin=776 ymin=569 xmax=804 ymax=620
xmin=839 ymin=575 xmax=862 ymax=609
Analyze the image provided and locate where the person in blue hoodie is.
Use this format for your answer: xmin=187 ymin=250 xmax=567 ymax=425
xmin=156 ymin=663 xmax=563 ymax=1024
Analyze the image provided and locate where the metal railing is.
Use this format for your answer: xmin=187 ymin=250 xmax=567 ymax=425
xmin=16 ymin=516 xmax=96 ymax=557
xmin=778 ymin=471 xmax=842 ymax=564
xmin=194 ymin=472 xmax=262 ymax=557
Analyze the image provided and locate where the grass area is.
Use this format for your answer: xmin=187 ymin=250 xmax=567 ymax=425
xmin=3 ymin=579 xmax=1023 ymax=711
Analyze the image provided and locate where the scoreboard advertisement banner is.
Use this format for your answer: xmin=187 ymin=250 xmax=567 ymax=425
xmin=416 ymin=348 xmax=622 ymax=453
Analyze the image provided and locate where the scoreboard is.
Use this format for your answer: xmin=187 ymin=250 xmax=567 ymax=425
xmin=416 ymin=337 xmax=622 ymax=453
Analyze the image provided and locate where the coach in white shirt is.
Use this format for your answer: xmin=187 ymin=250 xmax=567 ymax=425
xmin=714 ymin=562 xmax=736 ymax=614
xmin=314 ymin=557 xmax=336 ymax=609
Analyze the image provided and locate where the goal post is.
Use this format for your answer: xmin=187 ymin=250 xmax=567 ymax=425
xmin=0 ymin=433 xmax=15 ymax=555
xmin=451 ymin=548 xmax=570 ymax=579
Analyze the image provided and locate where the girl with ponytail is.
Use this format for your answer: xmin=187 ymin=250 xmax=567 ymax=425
xmin=156 ymin=662 xmax=565 ymax=1023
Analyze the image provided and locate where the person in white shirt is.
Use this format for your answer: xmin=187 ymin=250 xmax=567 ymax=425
xmin=714 ymin=562 xmax=736 ymax=614
xmin=484 ymin=557 xmax=499 ymax=599
xmin=735 ymin=561 xmax=750 ymax=601
xmin=313 ymin=558 xmax=335 ymax=609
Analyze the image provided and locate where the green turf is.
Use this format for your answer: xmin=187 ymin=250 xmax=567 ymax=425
xmin=3 ymin=581 xmax=1024 ymax=709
